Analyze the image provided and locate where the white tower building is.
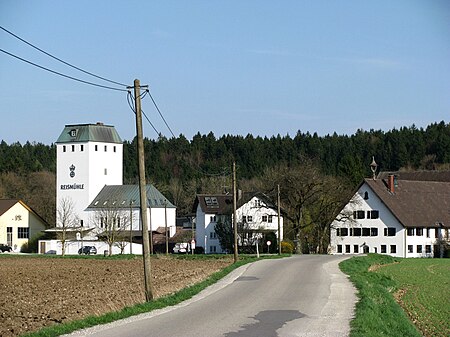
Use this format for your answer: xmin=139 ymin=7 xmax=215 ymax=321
xmin=56 ymin=123 xmax=123 ymax=227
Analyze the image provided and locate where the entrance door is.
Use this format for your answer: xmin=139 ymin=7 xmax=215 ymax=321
xmin=6 ymin=227 xmax=12 ymax=246
xmin=40 ymin=242 xmax=46 ymax=254
xmin=363 ymin=245 xmax=369 ymax=254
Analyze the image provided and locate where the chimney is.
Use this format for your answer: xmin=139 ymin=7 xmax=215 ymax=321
xmin=387 ymin=174 xmax=395 ymax=193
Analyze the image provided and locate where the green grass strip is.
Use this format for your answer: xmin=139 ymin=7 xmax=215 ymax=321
xmin=21 ymin=255 xmax=284 ymax=337
xmin=340 ymin=254 xmax=421 ymax=337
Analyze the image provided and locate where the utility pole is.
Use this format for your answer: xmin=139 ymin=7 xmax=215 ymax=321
xmin=130 ymin=78 xmax=153 ymax=301
xmin=164 ymin=199 xmax=168 ymax=255
xmin=277 ymin=184 xmax=281 ymax=255
xmin=129 ymin=200 xmax=133 ymax=254
xmin=232 ymin=161 xmax=238 ymax=263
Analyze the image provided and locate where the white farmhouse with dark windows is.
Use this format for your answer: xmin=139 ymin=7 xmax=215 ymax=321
xmin=194 ymin=192 xmax=283 ymax=254
xmin=330 ymin=171 xmax=450 ymax=258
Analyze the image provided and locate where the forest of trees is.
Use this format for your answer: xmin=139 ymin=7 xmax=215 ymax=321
xmin=1 ymin=121 xmax=449 ymax=252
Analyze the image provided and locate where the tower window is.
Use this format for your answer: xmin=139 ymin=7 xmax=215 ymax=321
xmin=95 ymin=145 xmax=98 ymax=151
xmin=113 ymin=146 xmax=116 ymax=152
xmin=71 ymin=145 xmax=75 ymax=152
xmin=80 ymin=145 xmax=84 ymax=152
xmin=104 ymin=168 xmax=107 ymax=175
xmin=104 ymin=145 xmax=107 ymax=152
xmin=63 ymin=145 xmax=66 ymax=152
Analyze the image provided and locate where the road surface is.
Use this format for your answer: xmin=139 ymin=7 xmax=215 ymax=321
xmin=67 ymin=255 xmax=356 ymax=337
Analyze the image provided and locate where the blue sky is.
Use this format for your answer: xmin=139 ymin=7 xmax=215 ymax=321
xmin=0 ymin=1 xmax=449 ymax=145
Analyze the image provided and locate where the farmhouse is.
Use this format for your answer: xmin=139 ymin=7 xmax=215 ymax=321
xmin=330 ymin=171 xmax=450 ymax=258
xmin=39 ymin=123 xmax=176 ymax=255
xmin=194 ymin=192 xmax=283 ymax=253
xmin=0 ymin=199 xmax=47 ymax=252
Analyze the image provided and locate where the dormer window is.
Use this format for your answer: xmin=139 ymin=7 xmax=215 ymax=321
xmin=69 ymin=129 xmax=77 ymax=138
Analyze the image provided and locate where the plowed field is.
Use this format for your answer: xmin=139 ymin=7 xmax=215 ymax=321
xmin=0 ymin=255 xmax=232 ymax=336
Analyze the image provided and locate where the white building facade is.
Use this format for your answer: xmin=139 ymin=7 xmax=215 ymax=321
xmin=56 ymin=123 xmax=123 ymax=227
xmin=330 ymin=174 xmax=450 ymax=258
xmin=194 ymin=193 xmax=283 ymax=254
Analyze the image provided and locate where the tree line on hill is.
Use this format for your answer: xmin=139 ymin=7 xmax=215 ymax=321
xmin=0 ymin=121 xmax=449 ymax=252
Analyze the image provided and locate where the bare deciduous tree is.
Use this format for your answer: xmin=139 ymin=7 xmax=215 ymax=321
xmin=91 ymin=206 xmax=131 ymax=256
xmin=56 ymin=197 xmax=80 ymax=256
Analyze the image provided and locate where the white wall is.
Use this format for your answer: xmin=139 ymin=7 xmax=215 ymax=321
xmin=38 ymin=239 xmax=143 ymax=255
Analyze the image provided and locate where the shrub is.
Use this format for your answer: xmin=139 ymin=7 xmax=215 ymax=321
xmin=281 ymin=241 xmax=294 ymax=254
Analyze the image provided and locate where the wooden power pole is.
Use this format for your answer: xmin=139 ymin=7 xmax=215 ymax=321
xmin=130 ymin=78 xmax=153 ymax=301
xmin=277 ymin=184 xmax=281 ymax=255
xmin=233 ymin=161 xmax=238 ymax=263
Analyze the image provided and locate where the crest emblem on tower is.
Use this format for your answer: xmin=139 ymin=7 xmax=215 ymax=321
xmin=69 ymin=164 xmax=76 ymax=178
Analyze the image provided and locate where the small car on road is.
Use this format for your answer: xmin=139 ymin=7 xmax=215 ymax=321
xmin=78 ymin=246 xmax=97 ymax=255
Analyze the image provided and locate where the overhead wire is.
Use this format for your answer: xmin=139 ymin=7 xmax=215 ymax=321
xmin=0 ymin=25 xmax=128 ymax=88
xmin=0 ymin=48 xmax=127 ymax=92
xmin=127 ymin=90 xmax=160 ymax=135
xmin=144 ymin=89 xmax=176 ymax=138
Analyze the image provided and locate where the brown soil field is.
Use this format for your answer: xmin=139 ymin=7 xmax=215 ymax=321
xmin=0 ymin=255 xmax=233 ymax=337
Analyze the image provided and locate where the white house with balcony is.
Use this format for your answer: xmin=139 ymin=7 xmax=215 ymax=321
xmin=330 ymin=171 xmax=450 ymax=258
xmin=194 ymin=192 xmax=283 ymax=254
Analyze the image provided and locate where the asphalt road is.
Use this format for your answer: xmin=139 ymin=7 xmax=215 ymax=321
xmin=67 ymin=255 xmax=356 ymax=337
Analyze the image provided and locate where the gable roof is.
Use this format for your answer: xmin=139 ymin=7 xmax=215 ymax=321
xmin=377 ymin=170 xmax=450 ymax=182
xmin=193 ymin=192 xmax=284 ymax=215
xmin=0 ymin=199 xmax=49 ymax=226
xmin=86 ymin=185 xmax=175 ymax=209
xmin=56 ymin=123 xmax=122 ymax=144
xmin=0 ymin=199 xmax=19 ymax=216
xmin=362 ymin=176 xmax=450 ymax=228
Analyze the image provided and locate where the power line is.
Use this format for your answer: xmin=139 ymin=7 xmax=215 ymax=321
xmin=0 ymin=25 xmax=128 ymax=88
xmin=0 ymin=48 xmax=127 ymax=92
xmin=144 ymin=89 xmax=176 ymax=138
xmin=127 ymin=90 xmax=160 ymax=135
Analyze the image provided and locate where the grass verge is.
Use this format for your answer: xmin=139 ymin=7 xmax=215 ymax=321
xmin=21 ymin=255 xmax=280 ymax=337
xmin=340 ymin=254 xmax=448 ymax=337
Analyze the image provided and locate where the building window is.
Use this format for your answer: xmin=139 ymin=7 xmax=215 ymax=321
xmin=80 ymin=145 xmax=84 ymax=152
xmin=363 ymin=191 xmax=369 ymax=200
xmin=353 ymin=228 xmax=361 ymax=236
xmin=345 ymin=245 xmax=350 ymax=253
xmin=337 ymin=228 xmax=348 ymax=237
xmin=210 ymin=216 xmax=216 ymax=222
xmin=353 ymin=210 xmax=365 ymax=219
xmin=370 ymin=228 xmax=378 ymax=236
xmin=408 ymin=245 xmax=413 ymax=253
xmin=262 ymin=215 xmax=268 ymax=222
xmin=17 ymin=227 xmax=29 ymax=239
xmin=381 ymin=245 xmax=387 ymax=253
xmin=435 ymin=228 xmax=439 ymax=238
xmin=384 ymin=227 xmax=396 ymax=236
xmin=113 ymin=146 xmax=116 ymax=152
xmin=416 ymin=228 xmax=423 ymax=236
xmin=63 ymin=145 xmax=66 ymax=152
xmin=104 ymin=168 xmax=107 ymax=175
xmin=209 ymin=245 xmax=217 ymax=253
xmin=80 ymin=220 xmax=84 ymax=227
xmin=210 ymin=232 xmax=217 ymax=239
xmin=367 ymin=210 xmax=379 ymax=219
xmin=104 ymin=145 xmax=107 ymax=152
xmin=268 ymin=215 xmax=273 ymax=223
xmin=417 ymin=245 xmax=422 ymax=254
xmin=407 ymin=228 xmax=414 ymax=236
xmin=425 ymin=245 xmax=431 ymax=254
xmin=390 ymin=245 xmax=396 ymax=254
xmin=337 ymin=245 xmax=342 ymax=253
xmin=247 ymin=216 xmax=253 ymax=223
xmin=242 ymin=215 xmax=247 ymax=223
xmin=354 ymin=245 xmax=359 ymax=253
xmin=95 ymin=145 xmax=98 ymax=151
xmin=362 ymin=228 xmax=370 ymax=236
xmin=72 ymin=145 xmax=75 ymax=152
xmin=426 ymin=228 xmax=431 ymax=238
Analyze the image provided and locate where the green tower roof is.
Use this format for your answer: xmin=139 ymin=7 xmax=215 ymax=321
xmin=56 ymin=123 xmax=122 ymax=144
